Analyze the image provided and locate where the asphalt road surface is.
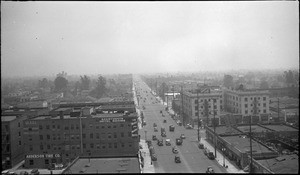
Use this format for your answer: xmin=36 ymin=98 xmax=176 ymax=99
xmin=134 ymin=77 xmax=227 ymax=173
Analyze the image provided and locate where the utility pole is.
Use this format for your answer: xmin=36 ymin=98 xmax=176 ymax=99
xmin=250 ymin=97 xmax=258 ymax=173
xmin=213 ymin=99 xmax=217 ymax=158
xmin=197 ymin=84 xmax=200 ymax=141
xmin=80 ymin=109 xmax=83 ymax=155
xmin=181 ymin=85 xmax=184 ymax=126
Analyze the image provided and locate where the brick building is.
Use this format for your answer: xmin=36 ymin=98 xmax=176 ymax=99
xmin=23 ymin=106 xmax=139 ymax=169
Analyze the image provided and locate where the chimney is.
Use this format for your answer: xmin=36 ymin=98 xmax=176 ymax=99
xmin=59 ymin=111 xmax=64 ymax=119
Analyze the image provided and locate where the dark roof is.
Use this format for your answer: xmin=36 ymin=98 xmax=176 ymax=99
xmin=257 ymin=154 xmax=298 ymax=174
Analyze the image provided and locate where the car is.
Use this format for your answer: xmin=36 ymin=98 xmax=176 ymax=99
xmin=153 ymin=123 xmax=157 ymax=127
xmin=169 ymin=125 xmax=175 ymax=132
xmin=204 ymin=147 xmax=209 ymax=155
xmin=151 ymin=154 xmax=157 ymax=161
xmin=186 ymin=124 xmax=193 ymax=129
xmin=152 ymin=135 xmax=157 ymax=140
xmin=30 ymin=169 xmax=40 ymax=175
xmin=207 ymin=152 xmax=215 ymax=160
xmin=154 ymin=127 xmax=158 ymax=132
xmin=165 ymin=139 xmax=171 ymax=146
xmin=163 ymin=119 xmax=167 ymax=123
xmin=176 ymin=138 xmax=183 ymax=145
xmin=180 ymin=134 xmax=185 ymax=139
xmin=206 ymin=166 xmax=215 ymax=173
xmin=175 ymin=156 xmax=181 ymax=163
xmin=198 ymin=143 xmax=204 ymax=149
xmin=172 ymin=147 xmax=178 ymax=154
xmin=161 ymin=132 xmax=166 ymax=137
xmin=157 ymin=140 xmax=163 ymax=146
xmin=160 ymin=110 xmax=163 ymax=113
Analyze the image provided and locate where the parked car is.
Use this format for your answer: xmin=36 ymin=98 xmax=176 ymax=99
xmin=198 ymin=143 xmax=204 ymax=149
xmin=172 ymin=147 xmax=179 ymax=154
xmin=154 ymin=127 xmax=158 ymax=132
xmin=165 ymin=138 xmax=171 ymax=146
xmin=206 ymin=166 xmax=214 ymax=173
xmin=176 ymin=138 xmax=183 ymax=145
xmin=180 ymin=134 xmax=186 ymax=139
xmin=169 ymin=125 xmax=175 ymax=132
xmin=207 ymin=152 xmax=215 ymax=160
xmin=204 ymin=147 xmax=209 ymax=155
xmin=153 ymin=123 xmax=157 ymax=127
xmin=186 ymin=124 xmax=193 ymax=129
xmin=175 ymin=156 xmax=181 ymax=163
xmin=161 ymin=132 xmax=166 ymax=137
xmin=151 ymin=154 xmax=157 ymax=161
xmin=157 ymin=139 xmax=163 ymax=146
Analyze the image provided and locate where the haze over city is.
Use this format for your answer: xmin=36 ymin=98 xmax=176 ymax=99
xmin=1 ymin=1 xmax=299 ymax=77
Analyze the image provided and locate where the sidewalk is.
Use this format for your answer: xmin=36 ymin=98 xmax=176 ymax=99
xmin=200 ymin=138 xmax=245 ymax=173
xmin=139 ymin=139 xmax=155 ymax=173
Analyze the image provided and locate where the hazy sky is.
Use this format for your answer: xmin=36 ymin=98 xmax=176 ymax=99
xmin=1 ymin=1 xmax=299 ymax=77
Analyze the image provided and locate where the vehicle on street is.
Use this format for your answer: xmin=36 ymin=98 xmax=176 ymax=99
xmin=175 ymin=156 xmax=181 ymax=163
xmin=161 ymin=132 xmax=166 ymax=137
xmin=143 ymin=121 xmax=146 ymax=126
xmin=180 ymin=134 xmax=186 ymax=139
xmin=153 ymin=123 xmax=157 ymax=127
xmin=165 ymin=138 xmax=171 ymax=146
xmin=169 ymin=125 xmax=175 ymax=132
xmin=30 ymin=169 xmax=40 ymax=175
xmin=204 ymin=147 xmax=209 ymax=155
xmin=207 ymin=152 xmax=215 ymax=160
xmin=206 ymin=166 xmax=215 ymax=173
xmin=151 ymin=154 xmax=157 ymax=161
xmin=198 ymin=143 xmax=204 ymax=149
xmin=154 ymin=127 xmax=158 ymax=132
xmin=172 ymin=147 xmax=178 ymax=154
xmin=157 ymin=139 xmax=163 ymax=146
xmin=186 ymin=123 xmax=193 ymax=129
xmin=176 ymin=120 xmax=182 ymax=126
xmin=152 ymin=135 xmax=157 ymax=140
xmin=176 ymin=138 xmax=183 ymax=145
xmin=160 ymin=110 xmax=163 ymax=114
xmin=163 ymin=119 xmax=167 ymax=123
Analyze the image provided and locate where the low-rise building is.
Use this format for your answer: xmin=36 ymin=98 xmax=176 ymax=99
xmin=2 ymin=115 xmax=27 ymax=170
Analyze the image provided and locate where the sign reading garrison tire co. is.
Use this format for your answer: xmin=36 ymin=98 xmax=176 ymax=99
xmin=26 ymin=154 xmax=61 ymax=159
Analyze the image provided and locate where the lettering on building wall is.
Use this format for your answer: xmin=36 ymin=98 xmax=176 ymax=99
xmin=99 ymin=118 xmax=126 ymax=123
xmin=25 ymin=121 xmax=37 ymax=125
xmin=26 ymin=154 xmax=61 ymax=159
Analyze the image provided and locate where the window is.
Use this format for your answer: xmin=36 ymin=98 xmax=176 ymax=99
xmin=121 ymin=132 xmax=124 ymax=137
xmin=29 ymin=128 xmax=32 ymax=131
xmin=18 ymin=122 xmax=21 ymax=127
xmin=90 ymin=133 xmax=93 ymax=139
xmin=113 ymin=125 xmax=116 ymax=128
xmin=45 ymin=159 xmax=49 ymax=165
xmin=52 ymin=125 xmax=55 ymax=129
xmin=76 ymin=135 xmax=80 ymax=140
xmin=90 ymin=143 xmax=94 ymax=149
xmin=263 ymin=109 xmax=266 ymax=113
xmin=19 ymin=132 xmax=21 ymax=136
xmin=244 ymin=97 xmax=248 ymax=102
xmin=47 ymin=145 xmax=50 ymax=149
xmin=102 ymin=144 xmax=106 ymax=149
xmin=65 ymin=126 xmax=69 ymax=130
xmin=53 ymin=134 xmax=56 ymax=140
xmin=96 ymin=144 xmax=100 ymax=149
xmin=108 ymin=126 xmax=111 ymax=129
xmin=82 ymin=124 xmax=85 ymax=129
xmin=114 ymin=133 xmax=117 ymax=138
xmin=128 ymin=132 xmax=131 ymax=137
xmin=195 ymin=112 xmax=199 ymax=117
xmin=213 ymin=99 xmax=216 ymax=103
xmin=29 ymin=145 xmax=33 ymax=151
xmin=120 ymin=124 xmax=124 ymax=127
xmin=83 ymin=134 xmax=86 ymax=139
xmin=57 ymin=125 xmax=60 ymax=129
xmin=57 ymin=134 xmax=61 ymax=140
xmin=195 ymin=106 xmax=198 ymax=110
xmin=70 ymin=135 xmax=74 ymax=140
xmin=71 ymin=124 xmax=74 ymax=130
xmin=47 ymin=135 xmax=50 ymax=140
xmin=40 ymin=145 xmax=43 ymax=150
xmin=263 ymin=97 xmax=266 ymax=101
xmin=102 ymin=126 xmax=105 ymax=129
xmin=245 ymin=104 xmax=248 ymax=108
xmin=129 ymin=143 xmax=132 ymax=147
xmin=19 ymin=141 xmax=21 ymax=146
xmin=121 ymin=143 xmax=125 ymax=147
xmin=40 ymin=135 xmax=43 ymax=140
xmin=96 ymin=133 xmax=99 ymax=139
xmin=39 ymin=125 xmax=43 ymax=130
xmin=76 ymin=124 xmax=79 ymax=130
xmin=195 ymin=99 xmax=198 ymax=104
xmin=96 ymin=125 xmax=99 ymax=129
xmin=263 ymin=103 xmax=266 ymax=107
xmin=245 ymin=110 xmax=248 ymax=114
xmin=258 ymin=97 xmax=260 ymax=100
xmin=114 ymin=143 xmax=117 ymax=148
xmin=46 ymin=125 xmax=50 ymax=129
xmin=108 ymin=143 xmax=112 ymax=148
xmin=29 ymin=160 xmax=34 ymax=165
xmin=51 ymin=159 xmax=56 ymax=164
xmin=108 ymin=134 xmax=112 ymax=139
xmin=83 ymin=144 xmax=86 ymax=149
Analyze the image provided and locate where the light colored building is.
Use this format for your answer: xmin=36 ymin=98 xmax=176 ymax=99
xmin=181 ymin=86 xmax=223 ymax=126
xmin=223 ymin=87 xmax=271 ymax=124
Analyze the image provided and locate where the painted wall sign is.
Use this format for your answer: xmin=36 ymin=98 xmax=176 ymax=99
xmin=99 ymin=118 xmax=126 ymax=123
xmin=26 ymin=154 xmax=61 ymax=159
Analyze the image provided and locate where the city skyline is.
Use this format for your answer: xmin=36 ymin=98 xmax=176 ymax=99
xmin=1 ymin=1 xmax=299 ymax=77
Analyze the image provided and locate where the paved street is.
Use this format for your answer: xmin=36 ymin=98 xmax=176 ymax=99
xmin=134 ymin=78 xmax=227 ymax=173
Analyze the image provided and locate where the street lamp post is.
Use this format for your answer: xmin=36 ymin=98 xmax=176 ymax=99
xmin=222 ymin=147 xmax=226 ymax=167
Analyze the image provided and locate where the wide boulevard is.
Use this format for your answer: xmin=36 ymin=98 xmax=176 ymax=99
xmin=134 ymin=76 xmax=227 ymax=173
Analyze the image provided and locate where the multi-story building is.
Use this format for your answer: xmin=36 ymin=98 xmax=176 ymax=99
xmin=2 ymin=115 xmax=27 ymax=170
xmin=223 ymin=87 xmax=270 ymax=124
xmin=23 ymin=106 xmax=139 ymax=169
xmin=181 ymin=85 xmax=223 ymax=126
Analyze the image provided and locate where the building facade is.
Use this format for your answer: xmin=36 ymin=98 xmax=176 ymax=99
xmin=2 ymin=115 xmax=27 ymax=170
xmin=23 ymin=107 xmax=139 ymax=169
xmin=223 ymin=88 xmax=271 ymax=124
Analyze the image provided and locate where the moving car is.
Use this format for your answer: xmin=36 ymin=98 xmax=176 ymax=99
xmin=163 ymin=119 xmax=167 ymax=123
xmin=175 ymin=156 xmax=181 ymax=163
xmin=154 ymin=127 xmax=158 ymax=132
xmin=204 ymin=147 xmax=209 ymax=155
xmin=152 ymin=135 xmax=157 ymax=140
xmin=180 ymin=134 xmax=186 ymax=139
xmin=161 ymin=132 xmax=166 ymax=137
xmin=151 ymin=154 xmax=157 ymax=161
xmin=206 ymin=166 xmax=214 ymax=173
xmin=176 ymin=138 xmax=183 ymax=145
xmin=172 ymin=147 xmax=178 ymax=154
xmin=165 ymin=138 xmax=171 ymax=146
xmin=169 ymin=125 xmax=175 ymax=132
xmin=157 ymin=139 xmax=163 ymax=146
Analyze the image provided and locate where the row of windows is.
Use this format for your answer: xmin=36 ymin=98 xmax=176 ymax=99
xmin=39 ymin=123 xmax=131 ymax=130
xmin=194 ymin=98 xmax=218 ymax=104
xmin=30 ymin=132 xmax=132 ymax=141
xmin=29 ymin=158 xmax=56 ymax=166
xmin=244 ymin=103 xmax=267 ymax=108
xmin=244 ymin=109 xmax=267 ymax=114
xmin=29 ymin=142 xmax=133 ymax=151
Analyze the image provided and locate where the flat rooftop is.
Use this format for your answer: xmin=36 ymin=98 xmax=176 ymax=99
xmin=67 ymin=157 xmax=140 ymax=173
xmin=208 ymin=126 xmax=242 ymax=135
xmin=261 ymin=124 xmax=298 ymax=132
xmin=1 ymin=115 xmax=17 ymax=122
xmin=223 ymin=135 xmax=274 ymax=154
xmin=257 ymin=154 xmax=298 ymax=174
xmin=237 ymin=125 xmax=271 ymax=133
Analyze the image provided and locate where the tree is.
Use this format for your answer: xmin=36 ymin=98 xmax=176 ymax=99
xmin=223 ymin=75 xmax=234 ymax=88
xmin=80 ymin=75 xmax=90 ymax=90
xmin=158 ymin=82 xmax=169 ymax=100
xmin=284 ymin=70 xmax=295 ymax=87
xmin=54 ymin=76 xmax=68 ymax=92
xmin=90 ymin=75 xmax=107 ymax=99
xmin=38 ymin=78 xmax=49 ymax=88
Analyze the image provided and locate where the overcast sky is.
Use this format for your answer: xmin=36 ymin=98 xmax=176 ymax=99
xmin=1 ymin=1 xmax=299 ymax=77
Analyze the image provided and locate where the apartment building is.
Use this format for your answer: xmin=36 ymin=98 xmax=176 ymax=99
xmin=181 ymin=86 xmax=223 ymax=126
xmin=223 ymin=87 xmax=270 ymax=124
xmin=2 ymin=115 xmax=27 ymax=170
xmin=23 ymin=107 xmax=139 ymax=169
